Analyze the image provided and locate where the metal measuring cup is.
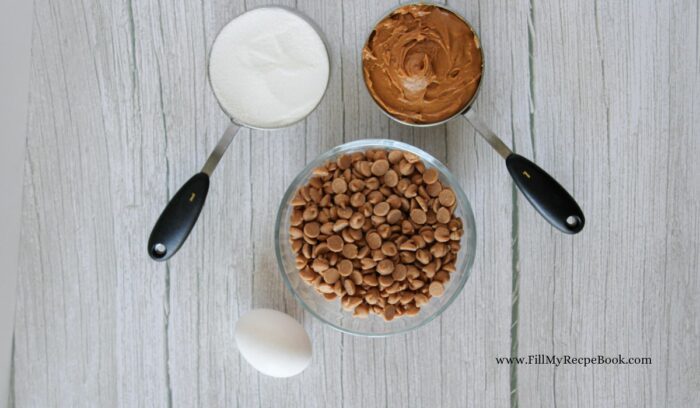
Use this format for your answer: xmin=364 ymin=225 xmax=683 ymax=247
xmin=362 ymin=4 xmax=585 ymax=234
xmin=148 ymin=7 xmax=330 ymax=261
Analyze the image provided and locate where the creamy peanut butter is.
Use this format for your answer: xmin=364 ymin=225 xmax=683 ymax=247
xmin=362 ymin=4 xmax=483 ymax=124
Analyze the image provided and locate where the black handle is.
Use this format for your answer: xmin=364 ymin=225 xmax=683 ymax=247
xmin=148 ymin=172 xmax=210 ymax=260
xmin=506 ymin=154 xmax=585 ymax=234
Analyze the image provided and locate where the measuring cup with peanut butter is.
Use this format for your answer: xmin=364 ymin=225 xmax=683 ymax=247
xmin=362 ymin=3 xmax=585 ymax=234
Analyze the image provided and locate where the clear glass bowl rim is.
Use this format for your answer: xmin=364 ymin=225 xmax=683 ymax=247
xmin=274 ymin=139 xmax=477 ymax=337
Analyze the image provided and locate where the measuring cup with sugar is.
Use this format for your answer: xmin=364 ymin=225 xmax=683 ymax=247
xmin=148 ymin=7 xmax=330 ymax=261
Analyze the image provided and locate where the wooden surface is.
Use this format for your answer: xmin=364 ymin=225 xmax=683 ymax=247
xmin=12 ymin=0 xmax=699 ymax=407
xmin=0 ymin=0 xmax=33 ymax=404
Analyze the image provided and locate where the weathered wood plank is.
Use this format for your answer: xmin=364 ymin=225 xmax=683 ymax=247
xmin=517 ymin=0 xmax=700 ymax=407
xmin=442 ymin=1 xmax=530 ymax=406
xmin=150 ymin=0 xmax=250 ymax=407
xmin=14 ymin=0 xmax=171 ymax=406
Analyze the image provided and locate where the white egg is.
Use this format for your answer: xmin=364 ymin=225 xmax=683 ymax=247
xmin=234 ymin=308 xmax=312 ymax=378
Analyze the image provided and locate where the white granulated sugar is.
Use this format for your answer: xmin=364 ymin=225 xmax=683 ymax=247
xmin=209 ymin=7 xmax=329 ymax=128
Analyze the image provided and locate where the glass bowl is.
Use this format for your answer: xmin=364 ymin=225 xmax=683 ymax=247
xmin=274 ymin=139 xmax=476 ymax=337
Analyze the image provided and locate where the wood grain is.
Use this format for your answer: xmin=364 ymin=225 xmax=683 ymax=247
xmin=11 ymin=0 xmax=700 ymax=407
xmin=516 ymin=0 xmax=700 ymax=407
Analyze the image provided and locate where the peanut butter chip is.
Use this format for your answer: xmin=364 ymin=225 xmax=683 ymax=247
xmin=350 ymin=270 xmax=363 ymax=285
xmin=290 ymin=210 xmax=303 ymax=226
xmin=381 ymin=242 xmax=398 ymax=257
xmin=377 ymin=259 xmax=395 ymax=275
xmin=388 ymin=150 xmax=404 ymax=164
xmin=350 ymin=192 xmax=366 ymax=207
xmin=429 ymin=281 xmax=445 ymax=297
xmin=311 ymin=258 xmax=329 ymax=273
xmin=387 ymin=209 xmax=403 ymax=224
xmin=303 ymin=206 xmax=318 ymax=221
xmin=403 ymin=152 xmax=420 ymax=164
xmin=377 ymin=224 xmax=391 ymax=238
xmin=405 ymin=306 xmax=420 ymax=316
xmin=436 ymin=207 xmax=451 ymax=224
xmin=392 ymin=264 xmax=407 ymax=281
xmin=384 ymin=305 xmax=397 ymax=321
xmin=404 ymin=184 xmax=418 ymax=198
xmin=366 ymin=232 xmax=382 ymax=249
xmin=430 ymin=242 xmax=448 ymax=258
xmin=435 ymin=271 xmax=450 ymax=283
xmin=410 ymin=209 xmax=427 ymax=225
xmin=322 ymin=268 xmax=340 ymax=284
xmin=337 ymin=221 xmax=352 ymax=234
xmin=338 ymin=259 xmax=353 ymax=276
xmin=384 ymin=169 xmax=399 ymax=187
xmin=371 ymin=159 xmax=390 ymax=176
xmin=435 ymin=226 xmax=451 ymax=242
xmin=378 ymin=275 xmax=394 ymax=288
xmin=318 ymin=283 xmax=334 ymax=294
xmin=349 ymin=179 xmax=365 ymax=192
xmin=327 ymin=235 xmax=344 ymax=252
xmin=364 ymin=274 xmax=378 ymax=286
xmin=343 ymin=280 xmax=356 ymax=296
xmin=423 ymin=168 xmax=439 ymax=184
xmin=342 ymin=243 xmax=358 ymax=259
xmin=399 ymin=160 xmax=414 ymax=176
xmin=426 ymin=181 xmax=443 ymax=197
xmin=303 ymin=222 xmax=320 ymax=238
xmin=290 ymin=227 xmax=303 ymax=239
xmin=337 ymin=154 xmax=353 ymax=170
xmin=373 ymin=202 xmax=390 ymax=217
xmin=386 ymin=195 xmax=402 ymax=208
xmin=349 ymin=213 xmax=365 ymax=229
xmin=291 ymin=194 xmax=306 ymax=206
xmin=332 ymin=178 xmax=348 ymax=194
xmin=313 ymin=167 xmax=330 ymax=177
xmin=299 ymin=267 xmax=315 ymax=281
xmin=334 ymin=194 xmax=349 ymax=207
xmin=367 ymin=190 xmax=383 ymax=204
xmin=438 ymin=189 xmax=456 ymax=206
xmin=354 ymin=303 xmax=370 ymax=318
xmin=358 ymin=161 xmax=372 ymax=177
xmin=320 ymin=222 xmax=333 ymax=235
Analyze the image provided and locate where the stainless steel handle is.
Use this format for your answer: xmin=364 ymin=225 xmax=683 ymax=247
xmin=201 ymin=122 xmax=241 ymax=176
xmin=462 ymin=109 xmax=512 ymax=159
